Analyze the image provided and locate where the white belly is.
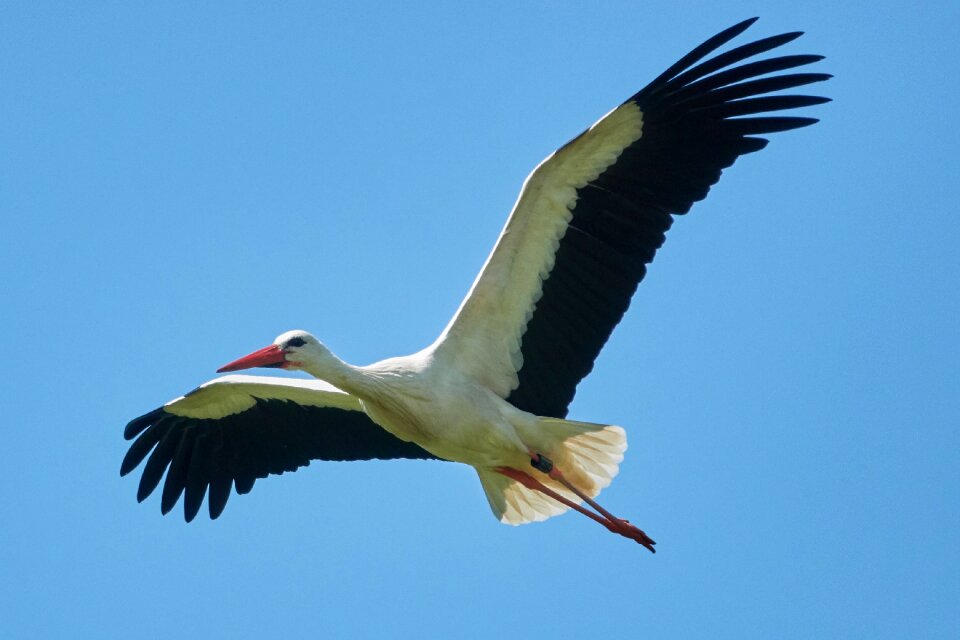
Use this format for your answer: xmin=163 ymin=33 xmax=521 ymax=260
xmin=358 ymin=379 xmax=533 ymax=469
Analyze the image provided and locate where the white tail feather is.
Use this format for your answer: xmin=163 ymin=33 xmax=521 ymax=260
xmin=477 ymin=419 xmax=627 ymax=525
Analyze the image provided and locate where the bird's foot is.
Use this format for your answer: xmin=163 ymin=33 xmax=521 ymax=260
xmin=605 ymin=518 xmax=656 ymax=553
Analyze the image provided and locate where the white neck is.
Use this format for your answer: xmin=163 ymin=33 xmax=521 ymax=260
xmin=298 ymin=344 xmax=376 ymax=398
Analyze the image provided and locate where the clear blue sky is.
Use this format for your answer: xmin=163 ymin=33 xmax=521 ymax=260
xmin=2 ymin=2 xmax=957 ymax=638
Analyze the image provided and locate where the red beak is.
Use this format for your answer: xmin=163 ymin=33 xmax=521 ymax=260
xmin=217 ymin=344 xmax=286 ymax=372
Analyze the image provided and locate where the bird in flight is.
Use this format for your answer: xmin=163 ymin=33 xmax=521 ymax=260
xmin=121 ymin=18 xmax=829 ymax=552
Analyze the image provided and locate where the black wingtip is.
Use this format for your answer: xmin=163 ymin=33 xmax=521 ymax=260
xmin=208 ymin=476 xmax=231 ymax=519
xmin=119 ymin=451 xmax=139 ymax=477
xmin=719 ymin=17 xmax=760 ymax=37
xmin=727 ymin=116 xmax=821 ymax=135
xmin=725 ymin=17 xmax=759 ymax=40
xmin=183 ymin=484 xmax=206 ymax=523
xmin=645 ymin=17 xmax=762 ymax=91
xmin=708 ymin=16 xmax=761 ymax=50
xmin=124 ymin=407 xmax=164 ymax=440
xmin=771 ymin=31 xmax=804 ymax=48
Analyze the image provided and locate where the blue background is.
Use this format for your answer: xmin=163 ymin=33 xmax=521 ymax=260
xmin=2 ymin=2 xmax=957 ymax=638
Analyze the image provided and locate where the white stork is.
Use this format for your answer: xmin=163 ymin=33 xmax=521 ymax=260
xmin=121 ymin=18 xmax=829 ymax=552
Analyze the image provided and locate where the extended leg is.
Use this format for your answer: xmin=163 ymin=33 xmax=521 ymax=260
xmin=549 ymin=460 xmax=657 ymax=553
xmin=496 ymin=462 xmax=656 ymax=553
xmin=535 ymin=454 xmax=656 ymax=552
xmin=494 ymin=466 xmax=621 ymax=530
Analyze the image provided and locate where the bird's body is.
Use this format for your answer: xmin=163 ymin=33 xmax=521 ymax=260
xmin=313 ymin=347 xmax=533 ymax=468
xmin=121 ymin=18 xmax=830 ymax=550
xmin=216 ymin=331 xmax=627 ymax=524
xmin=353 ymin=355 xmax=535 ymax=469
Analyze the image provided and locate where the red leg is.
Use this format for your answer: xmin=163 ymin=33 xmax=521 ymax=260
xmin=496 ymin=465 xmax=656 ymax=553
xmin=494 ymin=467 xmax=617 ymax=531
xmin=547 ymin=465 xmax=656 ymax=552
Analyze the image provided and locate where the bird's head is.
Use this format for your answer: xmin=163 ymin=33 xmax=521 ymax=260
xmin=216 ymin=330 xmax=325 ymax=373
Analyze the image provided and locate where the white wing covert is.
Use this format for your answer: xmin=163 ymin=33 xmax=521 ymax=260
xmin=431 ymin=18 xmax=829 ymax=418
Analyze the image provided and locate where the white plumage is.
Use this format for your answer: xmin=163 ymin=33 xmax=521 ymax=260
xmin=121 ymin=18 xmax=829 ymax=552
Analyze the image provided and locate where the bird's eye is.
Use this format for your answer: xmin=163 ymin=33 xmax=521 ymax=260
xmin=286 ymin=337 xmax=307 ymax=348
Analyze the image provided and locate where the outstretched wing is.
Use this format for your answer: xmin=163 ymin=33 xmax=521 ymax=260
xmin=431 ymin=18 xmax=829 ymax=417
xmin=120 ymin=374 xmax=440 ymax=522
